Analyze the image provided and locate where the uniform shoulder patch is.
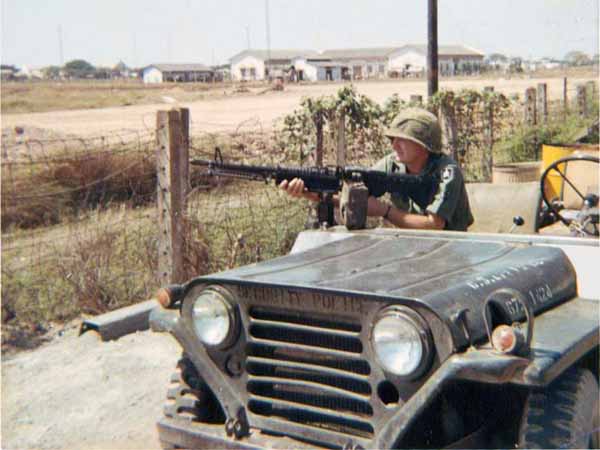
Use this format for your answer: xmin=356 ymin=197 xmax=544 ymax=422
xmin=441 ymin=166 xmax=454 ymax=182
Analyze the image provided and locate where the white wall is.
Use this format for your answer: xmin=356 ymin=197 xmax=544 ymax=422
xmin=292 ymin=58 xmax=318 ymax=81
xmin=345 ymin=59 xmax=387 ymax=79
xmin=143 ymin=67 xmax=163 ymax=84
xmin=316 ymin=66 xmax=341 ymax=81
xmin=389 ymin=49 xmax=482 ymax=75
xmin=231 ymin=55 xmax=265 ymax=81
xmin=440 ymin=56 xmax=482 ymax=74
xmin=388 ymin=50 xmax=426 ymax=73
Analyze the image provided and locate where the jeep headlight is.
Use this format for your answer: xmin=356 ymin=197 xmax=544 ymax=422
xmin=372 ymin=307 xmax=431 ymax=378
xmin=191 ymin=288 xmax=236 ymax=348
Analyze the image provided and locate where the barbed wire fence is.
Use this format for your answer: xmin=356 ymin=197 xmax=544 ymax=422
xmin=2 ymin=81 xmax=597 ymax=344
xmin=0 ymin=114 xmax=310 ymax=339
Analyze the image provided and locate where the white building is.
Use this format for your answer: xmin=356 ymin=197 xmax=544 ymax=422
xmin=389 ymin=45 xmax=484 ymax=76
xmin=142 ymin=64 xmax=215 ymax=83
xmin=291 ymin=57 xmax=349 ymax=81
xmin=319 ymin=48 xmax=395 ymax=80
xmin=230 ymin=49 xmax=319 ymax=81
xmin=229 ymin=45 xmax=485 ymax=82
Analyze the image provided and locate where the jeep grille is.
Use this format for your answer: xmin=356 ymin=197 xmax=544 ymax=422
xmin=246 ymin=306 xmax=374 ymax=438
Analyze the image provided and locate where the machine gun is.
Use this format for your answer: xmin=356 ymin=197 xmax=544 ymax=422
xmin=191 ymin=148 xmax=438 ymax=229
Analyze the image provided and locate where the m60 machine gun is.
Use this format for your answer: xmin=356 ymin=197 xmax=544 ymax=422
xmin=191 ymin=148 xmax=438 ymax=229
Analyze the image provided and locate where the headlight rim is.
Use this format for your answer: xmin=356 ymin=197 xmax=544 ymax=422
xmin=183 ymin=284 xmax=239 ymax=350
xmin=371 ymin=305 xmax=433 ymax=380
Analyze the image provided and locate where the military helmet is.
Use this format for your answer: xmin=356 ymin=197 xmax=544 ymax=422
xmin=384 ymin=107 xmax=442 ymax=153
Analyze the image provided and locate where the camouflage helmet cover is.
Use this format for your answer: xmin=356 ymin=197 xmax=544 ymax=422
xmin=384 ymin=107 xmax=442 ymax=153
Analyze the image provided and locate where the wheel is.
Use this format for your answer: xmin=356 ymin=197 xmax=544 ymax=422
xmin=519 ymin=367 xmax=600 ymax=449
xmin=540 ymin=155 xmax=599 ymax=234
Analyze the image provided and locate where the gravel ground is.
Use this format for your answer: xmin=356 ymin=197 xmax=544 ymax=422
xmin=2 ymin=327 xmax=180 ymax=450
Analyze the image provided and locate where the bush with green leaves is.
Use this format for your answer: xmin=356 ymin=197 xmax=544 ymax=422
xmin=494 ymin=109 xmax=599 ymax=163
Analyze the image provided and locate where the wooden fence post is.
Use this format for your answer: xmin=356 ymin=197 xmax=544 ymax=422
xmin=314 ymin=112 xmax=323 ymax=167
xmin=484 ymin=84 xmax=496 ymax=180
xmin=586 ymin=81 xmax=596 ymax=113
xmin=336 ymin=112 xmax=346 ymax=166
xmin=563 ymin=77 xmax=568 ymax=115
xmin=156 ymin=107 xmax=190 ymax=286
xmin=524 ymin=87 xmax=537 ymax=126
xmin=484 ymin=102 xmax=494 ymax=182
xmin=537 ymin=83 xmax=548 ymax=123
xmin=576 ymin=84 xmax=587 ymax=117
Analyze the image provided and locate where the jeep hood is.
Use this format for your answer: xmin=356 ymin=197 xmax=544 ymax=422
xmin=196 ymin=232 xmax=577 ymax=345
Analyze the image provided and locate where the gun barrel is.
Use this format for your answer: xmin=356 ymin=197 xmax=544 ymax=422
xmin=190 ymin=156 xmax=433 ymax=199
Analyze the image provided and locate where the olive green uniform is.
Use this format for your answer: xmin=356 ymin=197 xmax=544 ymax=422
xmin=372 ymin=152 xmax=474 ymax=231
xmin=380 ymin=107 xmax=474 ymax=231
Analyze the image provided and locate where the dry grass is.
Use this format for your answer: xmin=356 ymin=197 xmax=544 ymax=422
xmin=1 ymin=127 xmax=306 ymax=350
xmin=1 ymin=150 xmax=156 ymax=230
xmin=4 ymin=68 xmax=597 ymax=115
xmin=1 ymin=181 xmax=307 ymax=343
xmin=1 ymin=80 xmax=270 ymax=114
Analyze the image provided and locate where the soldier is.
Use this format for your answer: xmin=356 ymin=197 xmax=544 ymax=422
xmin=280 ymin=107 xmax=474 ymax=231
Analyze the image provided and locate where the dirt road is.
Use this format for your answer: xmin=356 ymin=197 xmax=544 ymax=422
xmin=2 ymin=77 xmax=593 ymax=138
xmin=1 ymin=327 xmax=179 ymax=449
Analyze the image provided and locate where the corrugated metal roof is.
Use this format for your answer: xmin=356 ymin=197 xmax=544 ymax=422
xmin=319 ymin=47 xmax=398 ymax=59
xmin=398 ymin=44 xmax=484 ymax=57
xmin=230 ymin=49 xmax=320 ymax=62
xmin=148 ymin=64 xmax=213 ymax=72
xmin=230 ymin=45 xmax=483 ymax=63
xmin=307 ymin=60 xmax=348 ymax=68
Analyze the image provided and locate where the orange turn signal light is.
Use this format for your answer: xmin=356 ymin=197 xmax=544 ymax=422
xmin=156 ymin=287 xmax=172 ymax=308
xmin=491 ymin=324 xmax=517 ymax=353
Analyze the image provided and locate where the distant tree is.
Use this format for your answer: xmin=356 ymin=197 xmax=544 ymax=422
xmin=564 ymin=51 xmax=591 ymax=66
xmin=64 ymin=59 xmax=96 ymax=78
xmin=488 ymin=53 xmax=508 ymax=62
xmin=113 ymin=60 xmax=130 ymax=72
xmin=509 ymin=57 xmax=523 ymax=73
xmin=43 ymin=65 xmax=61 ymax=79
xmin=94 ymin=67 xmax=112 ymax=79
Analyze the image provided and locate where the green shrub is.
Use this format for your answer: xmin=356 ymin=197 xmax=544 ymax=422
xmin=494 ymin=112 xmax=599 ymax=163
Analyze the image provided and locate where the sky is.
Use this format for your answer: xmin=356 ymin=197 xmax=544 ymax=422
xmin=1 ymin=0 xmax=598 ymax=69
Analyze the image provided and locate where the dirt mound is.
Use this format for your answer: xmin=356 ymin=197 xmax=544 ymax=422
xmin=2 ymin=328 xmax=180 ymax=449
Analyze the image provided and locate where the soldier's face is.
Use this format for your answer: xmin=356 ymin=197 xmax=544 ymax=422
xmin=391 ymin=137 xmax=428 ymax=165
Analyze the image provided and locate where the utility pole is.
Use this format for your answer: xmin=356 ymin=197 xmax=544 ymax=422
xmin=57 ymin=25 xmax=64 ymax=65
xmin=427 ymin=0 xmax=439 ymax=98
xmin=265 ymin=0 xmax=272 ymax=80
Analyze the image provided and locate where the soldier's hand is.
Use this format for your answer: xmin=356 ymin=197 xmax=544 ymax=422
xmin=279 ymin=178 xmax=319 ymax=202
